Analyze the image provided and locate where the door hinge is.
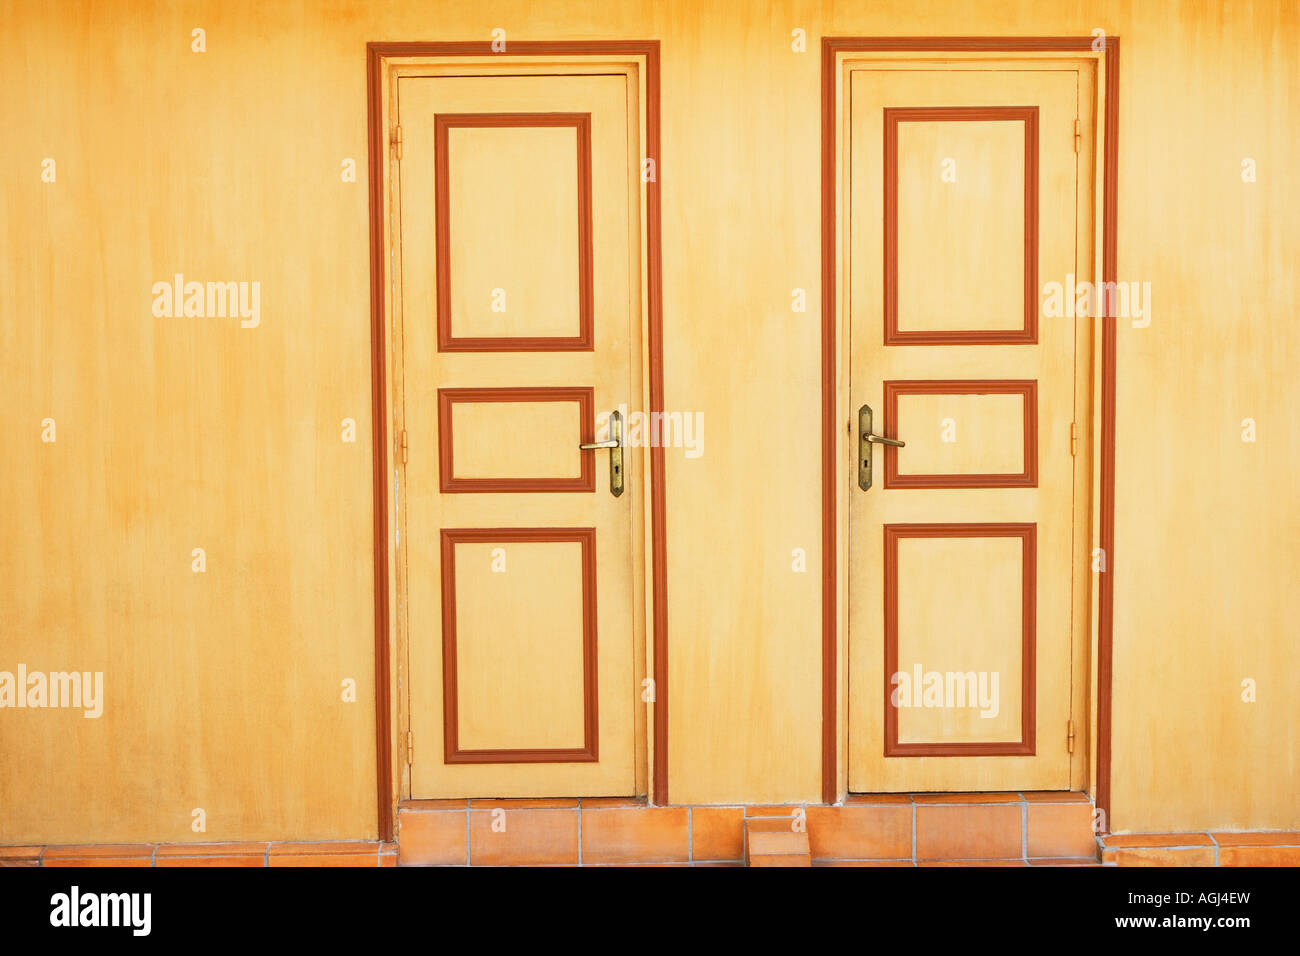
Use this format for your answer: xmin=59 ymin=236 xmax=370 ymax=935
xmin=1070 ymin=421 xmax=1078 ymax=457
xmin=400 ymin=429 xmax=408 ymax=465
xmin=391 ymin=124 xmax=403 ymax=161
xmin=1067 ymin=719 xmax=1076 ymax=754
xmin=406 ymin=730 xmax=413 ymax=765
xmin=1073 ymin=118 xmax=1081 ymax=154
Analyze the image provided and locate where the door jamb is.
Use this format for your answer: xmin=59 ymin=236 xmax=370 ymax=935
xmin=819 ymin=36 xmax=1120 ymax=825
xmin=366 ymin=41 xmax=667 ymax=841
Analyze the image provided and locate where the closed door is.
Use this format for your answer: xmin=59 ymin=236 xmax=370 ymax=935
xmin=847 ymin=67 xmax=1090 ymax=792
xmin=398 ymin=72 xmax=641 ymax=797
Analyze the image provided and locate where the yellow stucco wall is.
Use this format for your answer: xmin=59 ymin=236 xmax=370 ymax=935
xmin=1 ymin=0 xmax=1296 ymax=841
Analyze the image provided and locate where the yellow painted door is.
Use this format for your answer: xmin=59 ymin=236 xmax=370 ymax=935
xmin=399 ymin=73 xmax=640 ymax=797
xmin=847 ymin=68 xmax=1084 ymax=792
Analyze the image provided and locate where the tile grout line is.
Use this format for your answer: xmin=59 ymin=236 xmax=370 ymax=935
xmin=686 ymin=806 xmax=693 ymax=863
xmin=911 ymin=795 xmax=917 ymax=864
xmin=1020 ymin=793 xmax=1028 ymax=862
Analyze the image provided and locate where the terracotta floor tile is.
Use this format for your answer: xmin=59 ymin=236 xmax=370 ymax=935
xmin=745 ymin=805 xmax=806 ymax=818
xmin=1028 ymin=802 xmax=1098 ymax=858
xmin=1218 ymin=846 xmax=1300 ymax=866
xmin=469 ymin=798 xmax=579 ymax=809
xmin=747 ymin=823 xmax=812 ymax=867
xmin=469 ymin=808 xmax=579 ymax=865
xmin=268 ymin=841 xmax=378 ymax=856
xmin=844 ymin=794 xmax=913 ymax=805
xmin=1021 ymin=790 xmax=1091 ymax=803
xmin=398 ymin=808 xmax=468 ymax=865
xmin=815 ymin=860 xmax=915 ymax=866
xmin=919 ymin=859 xmax=1029 ymax=866
xmin=268 ymin=853 xmax=378 ymax=867
xmin=748 ymin=829 xmax=809 ymax=857
xmin=45 ymin=858 xmax=155 ymax=867
xmin=44 ymin=844 xmax=154 ymax=860
xmin=913 ymin=792 xmax=1022 ymax=804
xmin=746 ymin=817 xmax=802 ymax=833
xmin=807 ymin=804 xmax=912 ymax=860
xmin=1212 ymin=831 xmax=1300 ymax=847
xmin=157 ymin=854 xmax=265 ymax=867
xmin=916 ymin=804 xmax=1022 ymax=860
xmin=1102 ymin=833 xmax=1214 ymax=848
xmin=691 ymin=807 xmax=744 ymax=861
xmin=267 ymin=842 xmax=378 ymax=867
xmin=156 ymin=842 xmax=269 ymax=858
xmin=0 ymin=846 xmax=43 ymax=862
xmin=584 ymin=862 xmax=691 ymax=867
xmin=581 ymin=807 xmax=689 ymax=864
xmin=1111 ymin=847 xmax=1216 ymax=867
xmin=1029 ymin=857 xmax=1101 ymax=866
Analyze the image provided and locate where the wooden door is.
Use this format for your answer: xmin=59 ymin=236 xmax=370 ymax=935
xmin=398 ymin=73 xmax=640 ymax=797
xmin=847 ymin=68 xmax=1088 ymax=792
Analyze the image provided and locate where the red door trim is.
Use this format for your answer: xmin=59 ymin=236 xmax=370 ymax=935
xmin=368 ymin=40 xmax=666 ymax=840
xmin=821 ymin=37 xmax=1119 ymax=823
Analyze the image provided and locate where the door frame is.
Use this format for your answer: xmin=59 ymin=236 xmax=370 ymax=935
xmin=819 ymin=36 xmax=1121 ymax=822
xmin=366 ymin=41 xmax=667 ymax=840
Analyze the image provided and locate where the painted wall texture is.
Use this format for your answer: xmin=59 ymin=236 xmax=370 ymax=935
xmin=1 ymin=0 xmax=1296 ymax=842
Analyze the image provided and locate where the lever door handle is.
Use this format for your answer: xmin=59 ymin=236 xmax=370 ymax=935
xmin=579 ymin=410 xmax=624 ymax=497
xmin=858 ymin=403 xmax=905 ymax=490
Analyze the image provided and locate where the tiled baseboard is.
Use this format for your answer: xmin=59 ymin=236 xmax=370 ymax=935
xmin=398 ymin=794 xmax=1300 ymax=866
xmin=6 ymin=796 xmax=1297 ymax=867
xmin=1099 ymin=832 xmax=1300 ymax=866
xmin=397 ymin=792 xmax=1101 ymax=866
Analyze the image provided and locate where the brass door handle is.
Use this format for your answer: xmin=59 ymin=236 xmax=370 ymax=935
xmin=580 ymin=409 xmax=624 ymax=497
xmin=858 ymin=403 xmax=905 ymax=490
